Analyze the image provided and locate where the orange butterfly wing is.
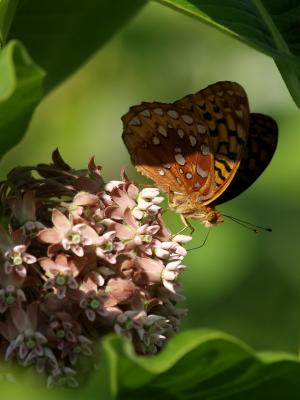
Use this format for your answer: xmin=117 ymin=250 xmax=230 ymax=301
xmin=122 ymin=102 xmax=217 ymax=201
xmin=122 ymin=81 xmax=251 ymax=206
xmin=175 ymin=81 xmax=250 ymax=205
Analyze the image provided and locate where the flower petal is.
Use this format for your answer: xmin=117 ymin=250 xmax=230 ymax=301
xmin=52 ymin=209 xmax=71 ymax=233
xmin=73 ymin=192 xmax=99 ymax=206
xmin=23 ymin=253 xmax=37 ymax=264
xmin=172 ymin=234 xmax=192 ymax=243
xmin=136 ymin=257 xmax=164 ymax=282
xmin=37 ymin=228 xmax=60 ymax=244
xmin=140 ymin=188 xmax=160 ymax=199
xmin=106 ymin=278 xmax=137 ymax=304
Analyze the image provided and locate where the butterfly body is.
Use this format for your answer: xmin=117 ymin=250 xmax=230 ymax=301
xmin=169 ymin=193 xmax=223 ymax=228
xmin=122 ymin=81 xmax=278 ymax=229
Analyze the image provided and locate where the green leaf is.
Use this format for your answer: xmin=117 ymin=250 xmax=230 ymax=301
xmin=2 ymin=330 xmax=300 ymax=399
xmin=96 ymin=330 xmax=300 ymax=399
xmin=0 ymin=1 xmax=146 ymax=160
xmin=155 ymin=0 xmax=300 ymax=108
xmin=7 ymin=0 xmax=147 ymax=93
xmin=0 ymin=39 xmax=44 ymax=160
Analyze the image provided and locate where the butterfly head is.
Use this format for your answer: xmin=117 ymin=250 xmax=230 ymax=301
xmin=169 ymin=193 xmax=224 ymax=228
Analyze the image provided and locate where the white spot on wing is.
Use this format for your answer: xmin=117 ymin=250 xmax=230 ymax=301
xmin=167 ymin=109 xmax=179 ymax=119
xmin=163 ymin=163 xmax=171 ymax=169
xmin=179 ymin=168 xmax=184 ymax=174
xmin=181 ymin=114 xmax=193 ymax=124
xmin=158 ymin=125 xmax=167 ymax=137
xmin=176 ymin=177 xmax=182 ymax=185
xmin=194 ymin=182 xmax=201 ymax=188
xmin=185 ymin=172 xmax=193 ymax=180
xmin=200 ymin=144 xmax=210 ymax=156
xmin=140 ymin=109 xmax=151 ymax=117
xmin=175 ymin=147 xmax=182 ymax=153
xmin=129 ymin=117 xmax=141 ymax=126
xmin=159 ymin=169 xmax=165 ymax=176
xmin=189 ymin=135 xmax=197 ymax=147
xmin=197 ymin=124 xmax=206 ymax=134
xmin=177 ymin=129 xmax=185 ymax=138
xmin=152 ymin=136 xmax=160 ymax=145
xmin=197 ymin=165 xmax=208 ymax=178
xmin=175 ymin=153 xmax=186 ymax=166
xmin=154 ymin=108 xmax=164 ymax=116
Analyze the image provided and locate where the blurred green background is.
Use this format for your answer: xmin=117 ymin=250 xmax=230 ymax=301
xmin=1 ymin=2 xmax=300 ymax=353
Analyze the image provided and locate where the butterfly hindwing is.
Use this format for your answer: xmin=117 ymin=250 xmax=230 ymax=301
xmin=214 ymin=113 xmax=278 ymax=205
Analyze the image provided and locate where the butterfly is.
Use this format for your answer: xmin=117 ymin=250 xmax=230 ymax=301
xmin=121 ymin=81 xmax=278 ymax=230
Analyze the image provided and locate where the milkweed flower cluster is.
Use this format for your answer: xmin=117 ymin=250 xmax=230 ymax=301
xmin=0 ymin=151 xmax=191 ymax=387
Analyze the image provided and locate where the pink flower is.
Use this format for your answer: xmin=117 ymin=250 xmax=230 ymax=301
xmin=46 ymin=312 xmax=92 ymax=365
xmin=154 ymin=240 xmax=187 ymax=260
xmin=136 ymin=257 xmax=164 ymax=283
xmin=79 ymin=276 xmax=108 ymax=321
xmin=105 ymin=277 xmax=137 ymax=306
xmin=47 ymin=312 xmax=81 ymax=350
xmin=134 ymin=314 xmax=172 ymax=355
xmin=0 ymin=303 xmax=54 ymax=370
xmin=161 ymin=261 xmax=186 ymax=293
xmin=114 ymin=310 xmax=144 ymax=340
xmin=132 ymin=187 xmax=164 ymax=220
xmin=62 ymin=191 xmax=99 ymax=219
xmin=0 ymin=285 xmax=26 ymax=314
xmin=4 ymin=244 xmax=36 ymax=277
xmin=0 ymin=152 xmax=191 ymax=386
xmin=105 ymin=182 xmax=138 ymax=220
xmin=95 ymin=231 xmax=124 ymax=264
xmin=114 ymin=208 xmax=160 ymax=254
xmin=113 ymin=311 xmax=172 ymax=355
xmin=79 ymin=291 xmax=107 ymax=321
xmin=0 ymin=227 xmax=36 ymax=278
xmin=39 ymin=255 xmax=84 ymax=299
xmin=37 ymin=209 xmax=99 ymax=256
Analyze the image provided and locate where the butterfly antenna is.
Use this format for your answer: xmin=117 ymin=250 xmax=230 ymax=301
xmin=187 ymin=228 xmax=211 ymax=251
xmin=223 ymin=214 xmax=272 ymax=233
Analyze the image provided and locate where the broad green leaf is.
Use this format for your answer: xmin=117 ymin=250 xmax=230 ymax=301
xmin=155 ymin=0 xmax=300 ymax=108
xmin=0 ymin=39 xmax=44 ymax=160
xmin=2 ymin=330 xmax=300 ymax=399
xmin=97 ymin=330 xmax=300 ymax=399
xmin=0 ymin=0 xmax=145 ymax=158
xmin=0 ymin=0 xmax=146 ymax=160
xmin=7 ymin=0 xmax=147 ymax=93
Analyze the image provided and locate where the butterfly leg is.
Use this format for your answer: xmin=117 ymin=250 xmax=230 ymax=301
xmin=173 ymin=214 xmax=195 ymax=236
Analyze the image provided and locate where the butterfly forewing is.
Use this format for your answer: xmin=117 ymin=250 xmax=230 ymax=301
xmin=122 ymin=102 xmax=217 ymax=199
xmin=215 ymin=113 xmax=278 ymax=205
